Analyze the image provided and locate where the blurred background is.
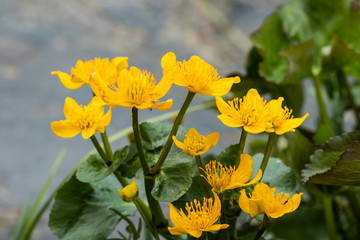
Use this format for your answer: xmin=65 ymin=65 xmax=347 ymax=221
xmin=0 ymin=0 xmax=287 ymax=238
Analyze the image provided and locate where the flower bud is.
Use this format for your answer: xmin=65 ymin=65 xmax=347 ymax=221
xmin=117 ymin=180 xmax=138 ymax=202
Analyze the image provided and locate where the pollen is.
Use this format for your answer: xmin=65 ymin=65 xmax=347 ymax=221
xmin=272 ymin=106 xmax=293 ymax=128
xmin=203 ymin=161 xmax=234 ymax=193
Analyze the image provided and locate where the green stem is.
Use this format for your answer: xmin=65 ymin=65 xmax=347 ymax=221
xmin=144 ymin=176 xmax=168 ymax=229
xmin=220 ymin=194 xmax=230 ymax=240
xmin=312 ymin=74 xmax=335 ymax=136
xmin=235 ymin=129 xmax=248 ymax=167
xmin=323 ymin=195 xmax=338 ymax=240
xmin=253 ymin=215 xmax=269 ymax=240
xmin=90 ymin=135 xmax=108 ymax=162
xmin=131 ymin=108 xmax=168 ymax=229
xmin=259 ymin=133 xmax=276 ymax=178
xmin=337 ymin=70 xmax=360 ymax=129
xmin=228 ymin=217 xmax=238 ymax=240
xmin=152 ymin=91 xmax=196 ymax=173
xmin=101 ymin=129 xmax=113 ymax=163
xmin=201 ymin=232 xmax=209 ymax=240
xmin=195 ymin=155 xmax=206 ymax=176
xmin=195 ymin=155 xmax=212 ymax=197
xmin=132 ymin=107 xmax=150 ymax=175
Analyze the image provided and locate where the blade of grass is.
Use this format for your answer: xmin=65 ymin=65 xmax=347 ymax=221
xmin=20 ymin=148 xmax=67 ymax=240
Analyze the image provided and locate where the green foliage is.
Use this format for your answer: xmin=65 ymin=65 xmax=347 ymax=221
xmin=302 ymin=131 xmax=360 ymax=185
xmin=252 ymin=153 xmax=297 ymax=194
xmin=49 ymin=175 xmax=136 ymax=240
xmin=140 ymin=122 xmax=196 ymax=202
xmin=76 ymin=146 xmax=128 ymax=183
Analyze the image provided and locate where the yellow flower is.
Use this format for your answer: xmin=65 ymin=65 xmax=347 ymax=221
xmin=161 ymin=52 xmax=240 ymax=96
xmin=90 ymin=66 xmax=173 ymax=111
xmin=172 ymin=128 xmax=219 ymax=156
xmin=51 ymin=57 xmax=128 ymax=89
xmin=168 ymin=191 xmax=229 ymax=238
xmin=264 ymin=97 xmax=309 ymax=135
xmin=239 ymin=183 xmax=303 ymax=218
xmin=201 ymin=154 xmax=262 ymax=193
xmin=117 ymin=180 xmax=139 ymax=202
xmin=215 ymin=88 xmax=273 ymax=134
xmin=51 ymin=97 xmax=112 ymax=139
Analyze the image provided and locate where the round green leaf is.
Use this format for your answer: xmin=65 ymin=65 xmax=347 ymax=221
xmin=151 ymin=146 xmax=195 ymax=202
xmin=252 ymin=153 xmax=297 ymax=194
xmin=49 ymin=174 xmax=136 ymax=240
xmin=76 ymin=146 xmax=128 ymax=183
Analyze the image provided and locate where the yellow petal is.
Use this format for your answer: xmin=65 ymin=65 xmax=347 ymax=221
xmin=207 ymin=76 xmax=240 ymax=96
xmin=244 ymin=123 xmax=266 ymax=134
xmin=161 ymin=52 xmax=177 ymax=70
xmin=51 ymin=120 xmax=80 ymax=138
xmin=215 ymin=96 xmax=232 ymax=115
xmin=202 ymin=132 xmax=220 ymax=153
xmin=275 ymin=113 xmax=309 ymax=135
xmin=99 ymin=108 xmax=112 ymax=128
xmin=168 ymin=204 xmax=186 ymax=228
xmin=185 ymin=229 xmax=203 ymax=238
xmin=168 ymin=226 xmax=189 ymax=236
xmin=152 ymin=99 xmax=173 ymax=111
xmin=51 ymin=71 xmax=84 ymax=90
xmin=217 ymin=114 xmax=242 ymax=128
xmin=204 ymin=224 xmax=229 ymax=232
xmin=81 ymin=127 xmax=96 ymax=139
xmin=186 ymin=128 xmax=199 ymax=138
xmin=63 ymin=97 xmax=81 ymax=118
xmin=111 ymin=57 xmax=129 ymax=71
xmin=172 ymin=135 xmax=186 ymax=150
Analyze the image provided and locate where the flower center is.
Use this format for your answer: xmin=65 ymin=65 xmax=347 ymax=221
xmin=203 ymin=161 xmax=234 ymax=193
xmin=184 ymin=198 xmax=213 ymax=229
xmin=179 ymin=57 xmax=219 ymax=92
xmin=272 ymin=107 xmax=293 ymax=128
xmin=228 ymin=95 xmax=266 ymax=126
xmin=184 ymin=135 xmax=206 ymax=152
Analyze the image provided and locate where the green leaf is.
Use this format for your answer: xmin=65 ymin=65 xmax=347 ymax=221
xmin=335 ymin=8 xmax=360 ymax=53
xmin=140 ymin=122 xmax=173 ymax=151
xmin=151 ymin=146 xmax=195 ymax=202
xmin=76 ymin=146 xmax=128 ymax=183
xmin=252 ymin=153 xmax=297 ymax=194
xmin=322 ymin=36 xmax=360 ymax=75
xmin=117 ymin=144 xmax=141 ymax=179
xmin=280 ymin=40 xmax=315 ymax=84
xmin=302 ymin=131 xmax=360 ymax=185
xmin=172 ymin=175 xmax=212 ymax=209
xmin=251 ymin=13 xmax=289 ymax=83
xmin=138 ymin=121 xmax=195 ymax=202
xmin=313 ymin=124 xmax=336 ymax=145
xmin=49 ymin=174 xmax=136 ymax=240
xmin=217 ymin=144 xmax=238 ymax=166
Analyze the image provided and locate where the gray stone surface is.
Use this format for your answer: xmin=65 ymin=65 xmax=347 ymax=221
xmin=0 ymin=0 xmax=287 ymax=239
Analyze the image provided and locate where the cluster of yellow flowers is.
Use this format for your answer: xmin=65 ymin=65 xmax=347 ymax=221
xmin=51 ymin=52 xmax=307 ymax=238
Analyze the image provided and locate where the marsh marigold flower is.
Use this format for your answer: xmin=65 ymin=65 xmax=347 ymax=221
xmin=239 ymin=183 xmax=303 ymax=218
xmin=202 ymin=154 xmax=262 ymax=193
xmin=264 ymin=97 xmax=309 ymax=135
xmin=90 ymin=66 xmax=173 ymax=111
xmin=51 ymin=57 xmax=128 ymax=89
xmin=51 ymin=97 xmax=111 ymax=139
xmin=161 ymin=52 xmax=240 ymax=96
xmin=168 ymin=191 xmax=228 ymax=238
xmin=117 ymin=180 xmax=139 ymax=202
xmin=172 ymin=128 xmax=219 ymax=156
xmin=215 ymin=88 xmax=274 ymax=134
